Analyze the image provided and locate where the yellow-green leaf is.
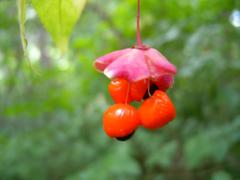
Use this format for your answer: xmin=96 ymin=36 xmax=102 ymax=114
xmin=31 ymin=0 xmax=87 ymax=52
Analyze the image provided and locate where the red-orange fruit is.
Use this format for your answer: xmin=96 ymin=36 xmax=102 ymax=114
xmin=108 ymin=78 xmax=148 ymax=103
xmin=138 ymin=90 xmax=176 ymax=129
xmin=130 ymin=79 xmax=148 ymax=101
xmin=103 ymin=104 xmax=140 ymax=138
xmin=108 ymin=78 xmax=131 ymax=103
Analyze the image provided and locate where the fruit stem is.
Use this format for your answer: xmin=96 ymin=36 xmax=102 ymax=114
xmin=125 ymin=82 xmax=131 ymax=104
xmin=136 ymin=0 xmax=143 ymax=48
xmin=147 ymin=78 xmax=151 ymax=97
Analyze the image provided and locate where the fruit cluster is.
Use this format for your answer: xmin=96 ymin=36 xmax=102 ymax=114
xmin=103 ymin=78 xmax=176 ymax=141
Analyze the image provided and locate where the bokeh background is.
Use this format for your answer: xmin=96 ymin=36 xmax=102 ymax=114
xmin=0 ymin=0 xmax=240 ymax=179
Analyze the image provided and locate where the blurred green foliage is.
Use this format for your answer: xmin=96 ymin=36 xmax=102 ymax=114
xmin=0 ymin=0 xmax=240 ymax=179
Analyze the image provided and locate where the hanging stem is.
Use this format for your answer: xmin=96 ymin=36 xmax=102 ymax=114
xmin=136 ymin=0 xmax=143 ymax=48
xmin=125 ymin=82 xmax=131 ymax=104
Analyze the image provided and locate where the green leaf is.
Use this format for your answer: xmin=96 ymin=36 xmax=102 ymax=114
xmin=31 ymin=0 xmax=87 ymax=52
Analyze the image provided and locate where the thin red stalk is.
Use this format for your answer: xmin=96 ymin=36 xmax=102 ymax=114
xmin=136 ymin=0 xmax=143 ymax=48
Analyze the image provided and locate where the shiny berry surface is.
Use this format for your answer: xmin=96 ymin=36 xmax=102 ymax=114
xmin=108 ymin=78 xmax=149 ymax=103
xmin=130 ymin=79 xmax=148 ymax=101
xmin=138 ymin=90 xmax=176 ymax=129
xmin=103 ymin=104 xmax=140 ymax=138
xmin=108 ymin=78 xmax=131 ymax=103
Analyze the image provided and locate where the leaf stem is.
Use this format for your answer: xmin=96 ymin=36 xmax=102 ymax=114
xmin=17 ymin=0 xmax=27 ymax=52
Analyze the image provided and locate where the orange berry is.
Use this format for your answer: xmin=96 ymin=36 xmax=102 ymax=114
xmin=130 ymin=79 xmax=148 ymax=101
xmin=103 ymin=104 xmax=140 ymax=138
xmin=138 ymin=90 xmax=176 ymax=129
xmin=108 ymin=78 xmax=148 ymax=103
xmin=108 ymin=78 xmax=131 ymax=103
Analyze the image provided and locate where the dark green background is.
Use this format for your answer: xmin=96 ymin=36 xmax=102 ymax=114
xmin=0 ymin=0 xmax=240 ymax=179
